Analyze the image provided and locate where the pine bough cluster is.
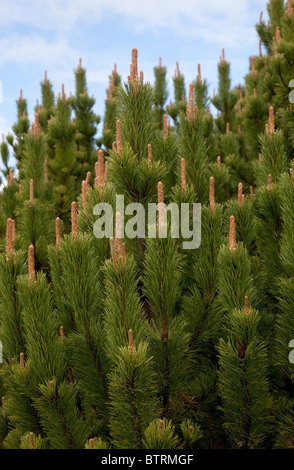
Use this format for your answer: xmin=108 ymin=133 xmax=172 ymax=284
xmin=0 ymin=0 xmax=294 ymax=450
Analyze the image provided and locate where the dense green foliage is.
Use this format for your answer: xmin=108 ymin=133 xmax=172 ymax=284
xmin=0 ymin=0 xmax=294 ymax=450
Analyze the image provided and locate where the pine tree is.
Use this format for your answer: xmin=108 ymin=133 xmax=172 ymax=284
xmin=153 ymin=57 xmax=168 ymax=130
xmin=101 ymin=64 xmax=121 ymax=150
xmin=71 ymin=58 xmax=100 ymax=171
xmin=218 ymin=303 xmax=272 ymax=448
xmin=34 ymin=71 xmax=55 ymax=133
xmin=8 ymin=90 xmax=30 ymax=169
xmin=1 ymin=1 xmax=294 ymax=448
xmin=46 ymin=90 xmax=79 ymax=229
xmin=211 ymin=49 xmax=238 ymax=135
xmin=166 ymin=62 xmax=186 ymax=126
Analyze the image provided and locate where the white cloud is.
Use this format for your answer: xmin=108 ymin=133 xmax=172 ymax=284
xmin=0 ymin=0 xmax=268 ymax=103
xmin=0 ymin=0 xmax=267 ymax=47
xmin=0 ymin=34 xmax=76 ymax=66
xmin=0 ymin=115 xmax=13 ymax=139
xmin=0 ymin=0 xmax=268 ymax=143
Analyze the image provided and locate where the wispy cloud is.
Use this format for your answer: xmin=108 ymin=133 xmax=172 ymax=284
xmin=0 ymin=115 xmax=13 ymax=138
xmin=0 ymin=1 xmax=267 ymax=88
xmin=0 ymin=0 xmax=268 ymax=147
xmin=1 ymin=0 xmax=265 ymax=46
xmin=0 ymin=34 xmax=76 ymax=67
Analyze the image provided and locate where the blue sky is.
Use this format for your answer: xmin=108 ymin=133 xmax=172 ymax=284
xmin=0 ymin=0 xmax=268 ymax=166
